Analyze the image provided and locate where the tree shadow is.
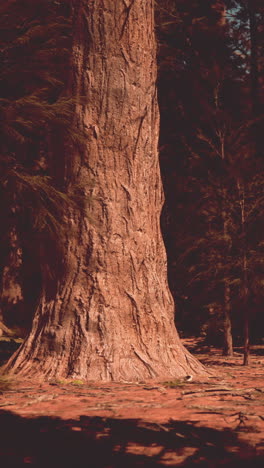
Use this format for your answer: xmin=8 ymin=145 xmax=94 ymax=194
xmin=182 ymin=338 xmax=215 ymax=355
xmin=0 ymin=339 xmax=21 ymax=367
xmin=183 ymin=339 xmax=264 ymax=366
xmin=197 ymin=359 xmax=242 ymax=367
xmin=248 ymin=346 xmax=264 ymax=356
xmin=198 ymin=346 xmax=264 ymax=366
xmin=0 ymin=410 xmax=263 ymax=467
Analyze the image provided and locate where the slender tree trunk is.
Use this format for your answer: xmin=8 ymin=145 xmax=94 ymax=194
xmin=247 ymin=1 xmax=259 ymax=116
xmin=243 ymin=309 xmax=250 ymax=366
xmin=3 ymin=0 xmax=204 ymax=381
xmin=222 ymin=196 xmax=233 ymax=357
xmin=247 ymin=1 xmax=263 ymax=159
xmin=237 ymin=180 xmax=250 ymax=366
xmin=222 ymin=283 xmax=233 ymax=356
xmin=220 ymin=170 xmax=233 ymax=357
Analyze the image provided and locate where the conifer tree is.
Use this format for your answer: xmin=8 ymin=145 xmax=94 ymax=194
xmin=0 ymin=0 xmax=74 ymax=331
xmin=157 ymin=0 xmax=264 ymax=360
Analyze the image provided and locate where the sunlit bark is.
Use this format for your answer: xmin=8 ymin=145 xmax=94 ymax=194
xmin=4 ymin=0 xmax=204 ymax=381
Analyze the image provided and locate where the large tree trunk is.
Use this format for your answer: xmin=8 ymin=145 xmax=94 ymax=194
xmin=3 ymin=0 xmax=204 ymax=381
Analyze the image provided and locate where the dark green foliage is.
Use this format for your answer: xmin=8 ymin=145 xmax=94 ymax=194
xmin=0 ymin=0 xmax=81 ymax=328
xmin=0 ymin=0 xmax=73 ymax=221
xmin=157 ymin=0 xmax=264 ymax=347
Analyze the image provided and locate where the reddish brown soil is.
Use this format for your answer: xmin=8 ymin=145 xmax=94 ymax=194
xmin=0 ymin=338 xmax=263 ymax=467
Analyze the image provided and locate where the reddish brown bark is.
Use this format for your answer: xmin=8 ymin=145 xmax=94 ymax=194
xmin=221 ymin=185 xmax=233 ymax=357
xmin=236 ymin=180 xmax=250 ymax=366
xmin=222 ymin=284 xmax=233 ymax=357
xmin=4 ymin=0 xmax=204 ymax=381
xmin=243 ymin=310 xmax=250 ymax=366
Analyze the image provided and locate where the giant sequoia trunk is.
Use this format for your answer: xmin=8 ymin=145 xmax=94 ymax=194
xmin=4 ymin=0 xmax=203 ymax=381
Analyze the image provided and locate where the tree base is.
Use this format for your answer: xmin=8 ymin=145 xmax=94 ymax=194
xmin=2 ymin=331 xmax=205 ymax=382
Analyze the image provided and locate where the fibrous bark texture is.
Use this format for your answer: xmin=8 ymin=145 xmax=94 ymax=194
xmin=5 ymin=0 xmax=204 ymax=381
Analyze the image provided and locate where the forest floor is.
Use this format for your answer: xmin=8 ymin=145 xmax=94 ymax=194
xmin=0 ymin=337 xmax=263 ymax=467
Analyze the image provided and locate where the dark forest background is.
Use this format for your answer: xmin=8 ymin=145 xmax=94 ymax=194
xmin=157 ymin=0 xmax=264 ymax=357
xmin=0 ymin=0 xmax=263 ymax=356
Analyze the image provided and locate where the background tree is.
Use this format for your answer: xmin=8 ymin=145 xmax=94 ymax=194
xmin=156 ymin=0 xmax=264 ymax=359
xmin=0 ymin=0 xmax=74 ymax=333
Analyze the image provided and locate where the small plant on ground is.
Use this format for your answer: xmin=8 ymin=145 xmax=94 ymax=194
xmin=163 ymin=379 xmax=185 ymax=388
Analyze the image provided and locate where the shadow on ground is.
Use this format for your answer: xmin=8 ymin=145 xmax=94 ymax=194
xmin=183 ymin=338 xmax=264 ymax=361
xmin=0 ymin=339 xmax=21 ymax=367
xmin=197 ymin=359 xmax=243 ymax=367
xmin=0 ymin=410 xmax=263 ymax=467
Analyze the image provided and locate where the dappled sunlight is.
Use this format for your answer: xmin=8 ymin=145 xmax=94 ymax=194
xmin=0 ymin=411 xmax=263 ymax=467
